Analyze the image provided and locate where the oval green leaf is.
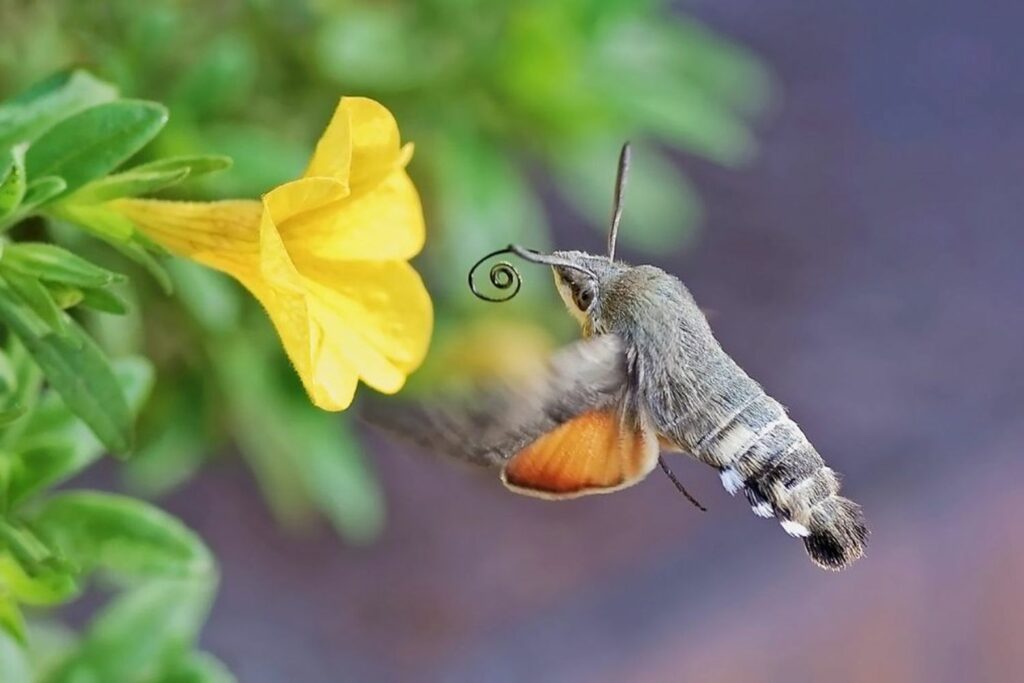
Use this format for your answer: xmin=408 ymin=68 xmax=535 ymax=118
xmin=1 ymin=242 xmax=124 ymax=288
xmin=0 ymin=145 xmax=27 ymax=219
xmin=0 ymin=279 xmax=133 ymax=454
xmin=8 ymin=358 xmax=153 ymax=506
xmin=70 ymin=167 xmax=190 ymax=204
xmin=25 ymin=100 xmax=168 ymax=196
xmin=0 ymin=70 xmax=118 ymax=150
xmin=129 ymin=154 xmax=232 ymax=179
xmin=19 ymin=176 xmax=67 ymax=213
xmin=34 ymin=493 xmax=212 ymax=579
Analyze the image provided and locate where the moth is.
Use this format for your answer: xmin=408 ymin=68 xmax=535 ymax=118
xmin=371 ymin=144 xmax=868 ymax=570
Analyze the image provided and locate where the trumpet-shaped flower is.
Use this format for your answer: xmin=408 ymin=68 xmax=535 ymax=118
xmin=112 ymin=98 xmax=432 ymax=410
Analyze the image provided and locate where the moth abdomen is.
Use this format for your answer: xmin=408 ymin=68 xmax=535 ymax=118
xmin=679 ymin=383 xmax=868 ymax=570
xmin=734 ymin=413 xmax=867 ymax=570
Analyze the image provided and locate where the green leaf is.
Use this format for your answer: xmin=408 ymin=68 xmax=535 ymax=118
xmin=47 ymin=203 xmax=173 ymax=292
xmin=19 ymin=176 xmax=67 ymax=213
xmin=8 ymin=358 xmax=153 ymax=506
xmin=48 ymin=579 xmax=215 ymax=683
xmin=25 ymin=100 xmax=169 ymax=196
xmin=0 ymin=517 xmax=61 ymax=569
xmin=0 ymin=456 xmax=9 ymax=512
xmin=1 ymin=243 xmax=125 ymax=288
xmin=0 ymin=278 xmax=49 ymax=340
xmin=1 ymin=271 xmax=69 ymax=338
xmin=0 ymin=145 xmax=27 ymax=220
xmin=0 ymin=339 xmax=29 ymax=423
xmin=0 ymin=346 xmax=18 ymax=396
xmin=156 ymin=652 xmax=237 ymax=683
xmin=78 ymin=287 xmax=129 ymax=315
xmin=42 ymin=283 xmax=84 ymax=310
xmin=0 ymin=596 xmax=27 ymax=647
xmin=0 ymin=338 xmax=41 ymax=451
xmin=6 ymin=443 xmax=80 ymax=509
xmin=0 ymin=280 xmax=134 ymax=454
xmin=49 ymin=202 xmax=136 ymax=241
xmin=34 ymin=493 xmax=212 ymax=579
xmin=0 ymin=406 xmax=27 ymax=428
xmin=70 ymin=167 xmax=190 ymax=203
xmin=0 ymin=553 xmax=78 ymax=607
xmin=0 ymin=70 xmax=118 ymax=150
xmin=82 ymin=286 xmax=144 ymax=358
xmin=129 ymin=154 xmax=232 ymax=180
xmin=0 ymin=156 xmax=10 ymax=197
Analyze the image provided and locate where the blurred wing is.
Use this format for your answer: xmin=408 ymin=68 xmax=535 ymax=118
xmin=364 ymin=334 xmax=656 ymax=496
xmin=503 ymin=407 xmax=659 ymax=499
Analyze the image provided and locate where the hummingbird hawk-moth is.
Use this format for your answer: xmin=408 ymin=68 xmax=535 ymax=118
xmin=371 ymin=144 xmax=868 ymax=570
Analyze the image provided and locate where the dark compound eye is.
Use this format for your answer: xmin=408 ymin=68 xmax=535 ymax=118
xmin=572 ymin=285 xmax=595 ymax=311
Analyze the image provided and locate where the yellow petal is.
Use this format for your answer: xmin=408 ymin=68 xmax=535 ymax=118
xmin=303 ymin=97 xmax=404 ymax=191
xmin=258 ymin=205 xmax=306 ymax=293
xmin=263 ymin=177 xmax=350 ymax=225
xmin=303 ymin=99 xmax=352 ymax=181
xmin=300 ymin=258 xmax=433 ymax=379
xmin=306 ymin=328 xmax=360 ymax=409
xmin=245 ymin=275 xmax=359 ymax=411
xmin=308 ymin=296 xmax=408 ymax=395
xmin=111 ymin=198 xmax=261 ymax=279
xmin=254 ymin=206 xmax=364 ymax=411
xmin=279 ymin=168 xmax=424 ymax=262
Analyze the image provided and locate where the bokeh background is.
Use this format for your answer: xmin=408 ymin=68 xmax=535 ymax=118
xmin=3 ymin=0 xmax=1023 ymax=681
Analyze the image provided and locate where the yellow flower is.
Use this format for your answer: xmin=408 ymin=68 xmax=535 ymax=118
xmin=112 ymin=98 xmax=432 ymax=410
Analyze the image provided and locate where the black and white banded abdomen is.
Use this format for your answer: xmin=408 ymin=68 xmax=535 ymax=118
xmin=663 ymin=386 xmax=868 ymax=570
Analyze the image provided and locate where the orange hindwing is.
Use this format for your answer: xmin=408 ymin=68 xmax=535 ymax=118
xmin=501 ymin=410 xmax=658 ymax=499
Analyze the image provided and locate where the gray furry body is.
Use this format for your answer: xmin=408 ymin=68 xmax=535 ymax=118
xmin=569 ymin=253 xmax=867 ymax=569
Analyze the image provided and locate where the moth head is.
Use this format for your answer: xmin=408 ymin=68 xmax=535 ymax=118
xmin=503 ymin=246 xmax=624 ymax=332
xmin=549 ymin=251 xmax=624 ymax=331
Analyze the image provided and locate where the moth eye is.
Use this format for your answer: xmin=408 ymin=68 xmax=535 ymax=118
xmin=573 ymin=285 xmax=595 ymax=311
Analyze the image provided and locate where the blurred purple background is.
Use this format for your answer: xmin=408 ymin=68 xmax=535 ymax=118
xmin=158 ymin=1 xmax=1024 ymax=680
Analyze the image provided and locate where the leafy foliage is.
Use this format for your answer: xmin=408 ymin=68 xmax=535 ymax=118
xmin=0 ymin=71 xmax=229 ymax=681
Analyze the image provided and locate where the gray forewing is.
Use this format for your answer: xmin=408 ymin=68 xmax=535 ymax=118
xmin=363 ymin=334 xmax=628 ymax=468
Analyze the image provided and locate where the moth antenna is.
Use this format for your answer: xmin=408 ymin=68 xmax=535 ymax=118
xmin=658 ymin=456 xmax=707 ymax=512
xmin=507 ymin=245 xmax=594 ymax=278
xmin=608 ymin=142 xmax=631 ymax=262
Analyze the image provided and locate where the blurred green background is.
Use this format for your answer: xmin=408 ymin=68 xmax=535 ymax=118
xmin=0 ymin=0 xmax=770 ymax=540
